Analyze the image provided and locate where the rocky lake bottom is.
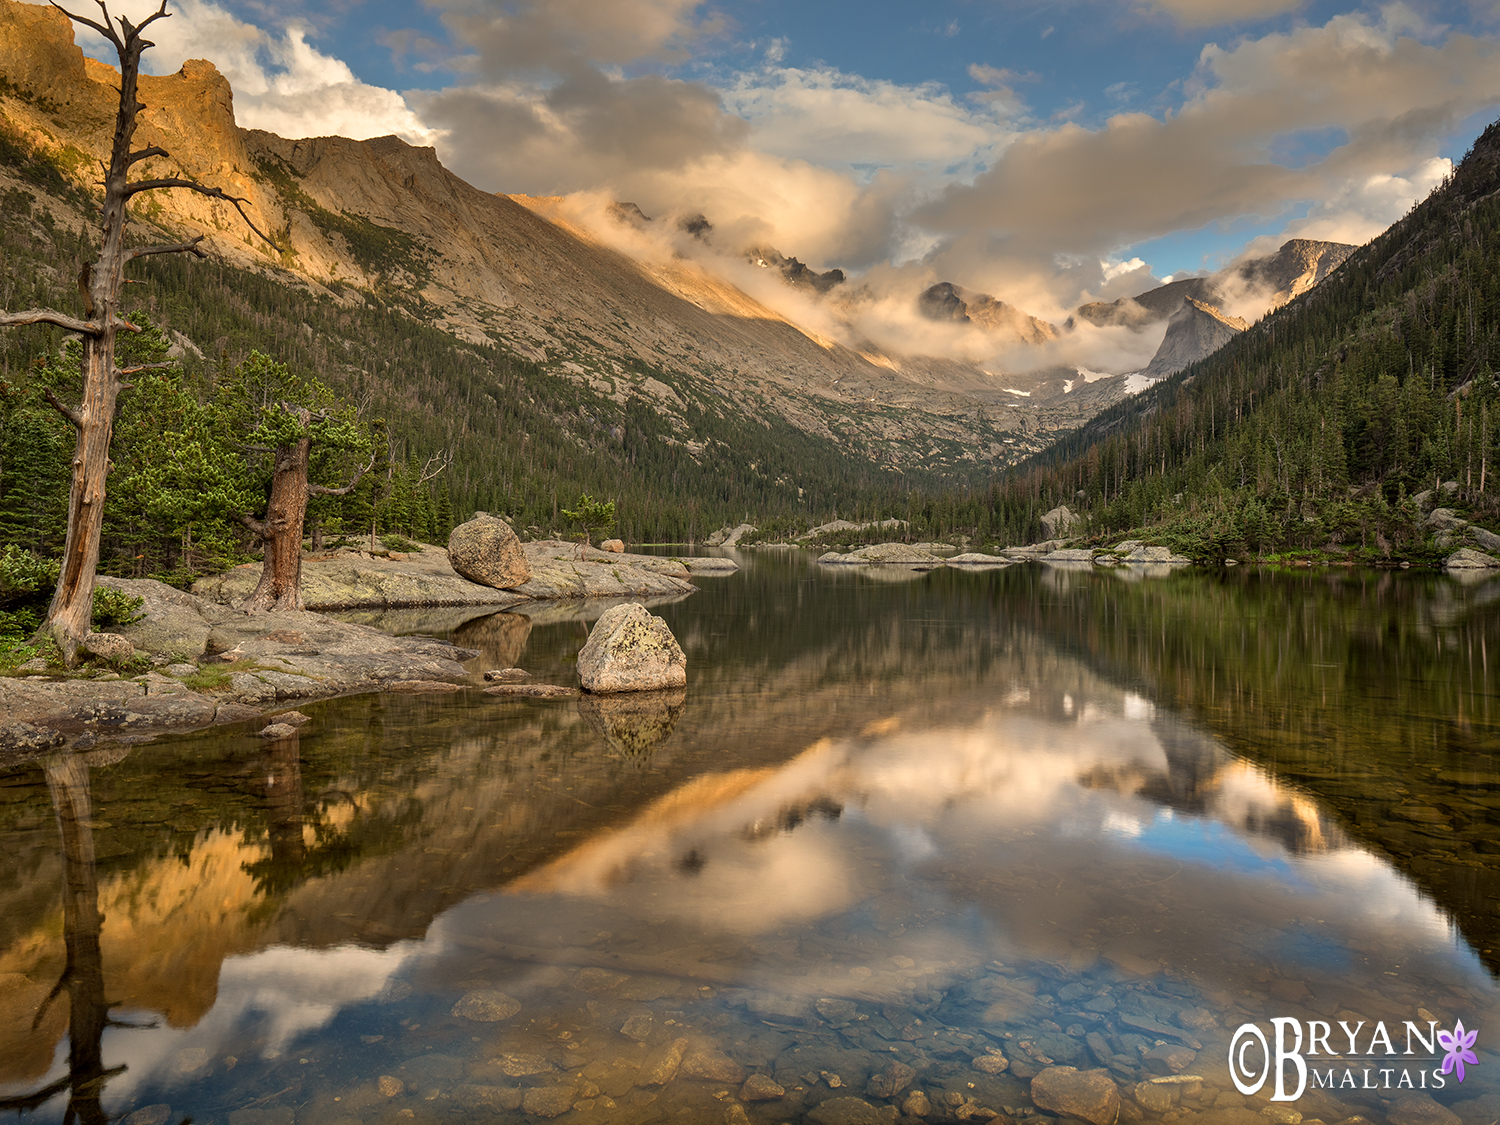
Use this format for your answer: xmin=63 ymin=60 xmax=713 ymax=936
xmin=1 ymin=554 xmax=1497 ymax=1125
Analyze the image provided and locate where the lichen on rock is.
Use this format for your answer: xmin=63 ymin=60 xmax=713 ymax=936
xmin=576 ymin=603 xmax=687 ymax=693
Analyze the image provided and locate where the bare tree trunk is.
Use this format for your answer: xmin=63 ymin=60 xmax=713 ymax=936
xmin=241 ymin=437 xmax=312 ymax=613
xmin=47 ymin=754 xmax=113 ymax=1125
xmin=0 ymin=1 xmax=275 ymax=664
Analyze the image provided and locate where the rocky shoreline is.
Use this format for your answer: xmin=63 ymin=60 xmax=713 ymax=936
xmin=0 ymin=541 xmax=734 ymax=757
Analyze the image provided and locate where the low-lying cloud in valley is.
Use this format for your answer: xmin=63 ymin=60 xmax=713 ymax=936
xmin=52 ymin=0 xmax=1500 ymax=376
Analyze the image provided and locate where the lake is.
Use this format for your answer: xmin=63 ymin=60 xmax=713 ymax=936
xmin=1 ymin=552 xmax=1497 ymax=1125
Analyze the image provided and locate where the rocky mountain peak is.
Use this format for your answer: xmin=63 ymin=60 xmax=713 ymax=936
xmin=918 ymin=282 xmax=1059 ymax=345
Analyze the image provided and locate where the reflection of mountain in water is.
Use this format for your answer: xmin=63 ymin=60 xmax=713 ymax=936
xmin=0 ymin=558 xmax=1494 ymax=1089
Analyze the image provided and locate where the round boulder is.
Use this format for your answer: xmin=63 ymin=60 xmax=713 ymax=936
xmin=447 ymin=515 xmax=531 ymax=589
xmin=577 ymin=603 xmax=687 ymax=693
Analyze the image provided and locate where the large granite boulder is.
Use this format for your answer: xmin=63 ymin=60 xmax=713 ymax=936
xmin=577 ymin=603 xmax=687 ymax=693
xmin=1040 ymin=505 xmax=1081 ymax=539
xmin=448 ymin=514 xmax=531 ymax=589
xmin=1425 ymin=508 xmax=1468 ymax=532
xmin=1468 ymin=525 xmax=1500 ymax=552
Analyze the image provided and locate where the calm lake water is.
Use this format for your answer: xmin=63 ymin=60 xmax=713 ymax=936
xmin=2 ymin=553 xmax=1498 ymax=1125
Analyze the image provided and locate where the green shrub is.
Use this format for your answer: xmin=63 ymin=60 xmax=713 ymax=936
xmin=379 ymin=533 xmax=420 ymax=553
xmin=92 ymin=586 xmax=145 ymax=629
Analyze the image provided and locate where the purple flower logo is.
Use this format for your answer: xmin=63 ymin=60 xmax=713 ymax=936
xmin=1438 ymin=1021 xmax=1479 ymax=1084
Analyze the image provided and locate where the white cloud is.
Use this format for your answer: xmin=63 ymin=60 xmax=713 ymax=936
xmin=63 ymin=0 xmax=436 ymax=144
xmin=719 ymin=63 xmax=1017 ymax=175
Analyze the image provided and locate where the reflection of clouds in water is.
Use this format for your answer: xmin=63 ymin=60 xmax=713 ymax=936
xmin=96 ymin=942 xmax=417 ymax=1107
xmin=497 ymin=688 xmax=1465 ymax=980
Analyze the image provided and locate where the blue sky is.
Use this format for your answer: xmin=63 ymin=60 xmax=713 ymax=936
xmin=63 ymin=0 xmax=1500 ymax=318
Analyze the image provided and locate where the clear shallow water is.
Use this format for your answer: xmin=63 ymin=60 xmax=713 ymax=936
xmin=1 ymin=555 xmax=1498 ymax=1125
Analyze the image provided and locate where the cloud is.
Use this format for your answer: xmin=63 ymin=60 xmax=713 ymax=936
xmin=61 ymin=0 xmax=436 ymax=144
xmin=719 ymin=64 xmax=1018 ymax=174
xmin=912 ymin=7 xmax=1500 ymax=320
xmin=428 ymin=0 xmax=716 ymax=73
xmin=1135 ymin=0 xmax=1307 ymax=26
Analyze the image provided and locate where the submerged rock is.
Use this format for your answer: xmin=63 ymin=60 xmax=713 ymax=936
xmin=577 ymin=603 xmax=687 ymax=693
xmin=807 ymin=1095 xmax=892 ymax=1124
xmin=635 ymin=1037 xmax=689 ymax=1086
xmin=451 ymin=990 xmax=521 ymax=1022
xmin=743 ymin=1073 xmax=786 ymax=1100
xmin=1031 ymin=1066 xmax=1120 ymax=1125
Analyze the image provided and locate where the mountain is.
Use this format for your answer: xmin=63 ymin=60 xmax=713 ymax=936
xmin=0 ymin=0 xmax=1375 ymax=543
xmin=1139 ymin=297 xmax=1250 ymax=380
xmin=917 ymin=282 xmax=1060 ymax=346
xmin=1076 ymin=239 xmax=1356 ymax=331
xmin=986 ymin=118 xmax=1500 ymax=560
xmin=0 ymin=0 xmax=1105 ymax=483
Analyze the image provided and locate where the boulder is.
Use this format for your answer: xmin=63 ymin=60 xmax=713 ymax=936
xmin=514 ymin=541 xmax=701 ymax=598
xmin=448 ymin=515 xmax=532 ymax=589
xmin=947 ymin=553 xmax=1011 ymax=567
xmin=81 ymin=632 xmax=135 ymax=662
xmin=1468 ymin=525 xmax=1500 ymax=552
xmin=1040 ymin=506 xmax=1081 ymax=539
xmin=819 ymin=543 xmax=943 ymax=565
xmin=1043 ymin=549 xmax=1095 ymax=563
xmin=1425 ymin=508 xmax=1468 ymax=532
xmin=577 ymin=604 xmax=687 ymax=693
xmin=1444 ymin=548 xmax=1500 ymax=569
xmin=1123 ymin=546 xmax=1192 ymax=564
xmin=600 ymin=539 xmax=625 ymax=553
xmin=1030 ymin=1066 xmax=1120 ymax=1125
xmin=192 ymin=550 xmax=525 ymax=611
xmin=708 ymin=522 xmax=758 ymax=547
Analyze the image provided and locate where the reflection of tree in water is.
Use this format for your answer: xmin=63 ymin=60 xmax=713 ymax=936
xmin=240 ymin=731 xmax=361 ymax=898
xmin=0 ymin=755 xmax=144 ymax=1124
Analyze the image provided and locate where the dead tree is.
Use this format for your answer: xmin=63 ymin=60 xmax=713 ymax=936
xmin=238 ymin=405 xmax=371 ymax=613
xmin=0 ymin=0 xmax=274 ymax=664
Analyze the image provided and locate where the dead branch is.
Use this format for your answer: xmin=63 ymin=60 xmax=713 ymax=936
xmin=42 ymin=388 xmax=83 ymax=429
xmin=126 ymin=144 xmax=168 ymax=167
xmin=0 ymin=308 xmax=100 ymax=335
xmin=124 ymin=179 xmax=279 ymax=250
xmin=116 ymin=362 xmax=175 ymax=376
xmin=415 ymin=449 xmax=454 ymax=484
xmin=308 ymin=452 xmax=376 ymax=497
xmin=125 ymin=235 xmax=206 ymax=261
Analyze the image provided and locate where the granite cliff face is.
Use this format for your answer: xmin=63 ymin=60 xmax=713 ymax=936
xmin=1140 ymin=298 xmax=1251 ymax=379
